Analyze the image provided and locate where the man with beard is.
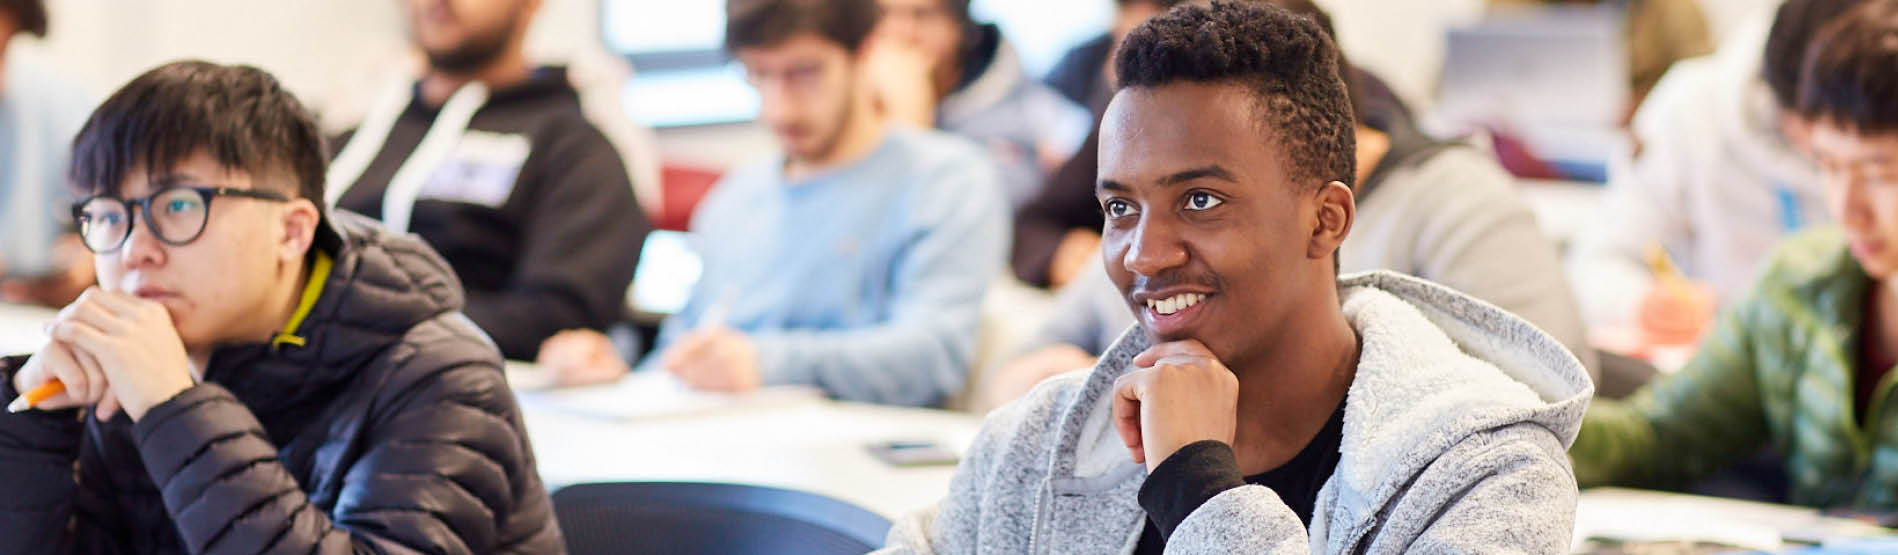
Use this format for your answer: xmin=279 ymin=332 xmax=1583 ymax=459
xmin=537 ymin=0 xmax=1010 ymax=408
xmin=328 ymin=0 xmax=648 ymax=361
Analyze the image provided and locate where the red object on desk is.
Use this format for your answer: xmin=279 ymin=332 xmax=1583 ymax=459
xmin=656 ymin=165 xmax=723 ymax=232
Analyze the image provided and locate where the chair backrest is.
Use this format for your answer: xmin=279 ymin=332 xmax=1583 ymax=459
xmin=552 ymin=482 xmax=893 ymax=555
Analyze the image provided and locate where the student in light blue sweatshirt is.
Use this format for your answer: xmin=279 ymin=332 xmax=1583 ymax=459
xmin=538 ymin=0 xmax=1009 ymax=407
xmin=0 ymin=0 xmax=95 ymax=307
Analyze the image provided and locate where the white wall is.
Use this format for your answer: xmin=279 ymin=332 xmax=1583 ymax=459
xmin=19 ymin=0 xmax=1783 ymax=172
xmin=28 ymin=0 xmax=606 ymax=129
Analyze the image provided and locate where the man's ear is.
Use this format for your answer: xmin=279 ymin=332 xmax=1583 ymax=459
xmin=280 ymin=199 xmax=320 ymax=262
xmin=1308 ymin=181 xmax=1355 ymax=261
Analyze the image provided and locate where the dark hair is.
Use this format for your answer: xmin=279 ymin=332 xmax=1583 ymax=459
xmin=1115 ymin=0 xmax=1356 ymax=189
xmin=725 ymin=0 xmax=880 ymax=53
xmin=1795 ymin=0 xmax=1898 ymax=133
xmin=69 ymin=61 xmax=328 ymax=213
xmin=1765 ymin=0 xmax=1863 ymax=108
xmin=0 ymin=0 xmax=47 ymax=37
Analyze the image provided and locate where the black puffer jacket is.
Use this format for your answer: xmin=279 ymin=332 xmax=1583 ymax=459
xmin=0 ymin=212 xmax=563 ymax=554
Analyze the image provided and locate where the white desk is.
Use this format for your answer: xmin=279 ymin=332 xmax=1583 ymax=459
xmin=517 ymin=386 xmax=982 ymax=519
xmin=1574 ymin=488 xmax=1894 ymax=552
xmin=0 ymin=303 xmax=983 ymax=520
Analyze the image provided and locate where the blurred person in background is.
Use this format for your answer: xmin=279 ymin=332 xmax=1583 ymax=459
xmin=1567 ymin=0 xmax=1860 ymax=342
xmin=1043 ymin=0 xmax=1188 ymax=115
xmin=864 ymin=0 xmax=1092 ymax=207
xmin=1571 ymin=0 xmax=1898 ymax=511
xmin=536 ymin=0 xmax=1009 ymax=408
xmin=0 ymin=0 xmax=96 ymax=308
xmin=1012 ymin=0 xmax=1183 ymax=289
xmin=328 ymin=0 xmax=650 ymax=361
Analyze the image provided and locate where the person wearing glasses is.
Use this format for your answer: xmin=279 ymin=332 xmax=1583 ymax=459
xmin=0 ymin=61 xmax=561 ymax=554
xmin=536 ymin=0 xmax=1010 ymax=407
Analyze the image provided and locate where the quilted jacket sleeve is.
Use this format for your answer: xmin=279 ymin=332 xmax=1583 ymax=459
xmin=0 ymin=356 xmax=137 ymax=555
xmin=1570 ymin=290 xmax=1770 ymax=490
xmin=130 ymin=359 xmax=558 ymax=554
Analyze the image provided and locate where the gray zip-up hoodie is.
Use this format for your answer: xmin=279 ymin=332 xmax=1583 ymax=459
xmin=882 ymin=271 xmax=1593 ymax=554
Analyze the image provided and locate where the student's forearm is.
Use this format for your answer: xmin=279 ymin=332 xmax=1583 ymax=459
xmin=752 ymin=318 xmax=976 ymax=407
xmin=132 ymin=382 xmax=510 ymax=554
xmin=464 ymin=289 xmax=599 ymax=360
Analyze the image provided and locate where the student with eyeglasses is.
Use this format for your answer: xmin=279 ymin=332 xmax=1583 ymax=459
xmin=0 ymin=61 xmax=561 ymax=554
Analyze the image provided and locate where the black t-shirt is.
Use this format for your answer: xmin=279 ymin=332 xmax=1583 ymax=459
xmin=1133 ymin=402 xmax=1347 ymax=554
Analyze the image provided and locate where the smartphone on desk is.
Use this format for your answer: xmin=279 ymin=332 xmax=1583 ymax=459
xmin=866 ymin=440 xmax=960 ymax=467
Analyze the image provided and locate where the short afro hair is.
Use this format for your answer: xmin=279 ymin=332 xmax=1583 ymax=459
xmin=1114 ymin=0 xmax=1356 ymax=189
xmin=1795 ymin=0 xmax=1898 ymax=134
xmin=725 ymin=0 xmax=879 ymax=54
xmin=1764 ymin=0 xmax=1863 ymax=109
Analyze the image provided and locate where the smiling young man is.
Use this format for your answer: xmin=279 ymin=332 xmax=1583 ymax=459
xmin=1571 ymin=0 xmax=1898 ymax=511
xmin=880 ymin=2 xmax=1591 ymax=553
xmin=537 ymin=0 xmax=1009 ymax=407
xmin=0 ymin=61 xmax=560 ymax=554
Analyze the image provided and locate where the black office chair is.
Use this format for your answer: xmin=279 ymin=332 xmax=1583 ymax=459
xmin=552 ymin=482 xmax=893 ymax=555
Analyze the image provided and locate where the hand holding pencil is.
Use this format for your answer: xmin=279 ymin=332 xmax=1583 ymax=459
xmin=6 ymin=336 xmax=124 ymax=420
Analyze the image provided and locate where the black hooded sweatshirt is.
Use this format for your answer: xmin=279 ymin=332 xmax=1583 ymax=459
xmin=334 ymin=66 xmax=648 ymax=360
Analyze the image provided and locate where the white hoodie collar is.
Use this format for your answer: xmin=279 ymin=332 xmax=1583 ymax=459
xmin=937 ymin=37 xmax=1027 ymax=126
xmin=1058 ymin=272 xmax=1593 ymax=506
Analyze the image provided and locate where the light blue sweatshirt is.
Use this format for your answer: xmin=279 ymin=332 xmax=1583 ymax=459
xmin=0 ymin=51 xmax=94 ymax=277
xmin=648 ymin=126 xmax=1010 ymax=407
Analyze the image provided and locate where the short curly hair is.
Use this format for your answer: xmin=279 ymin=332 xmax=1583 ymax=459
xmin=1795 ymin=0 xmax=1898 ymax=134
xmin=1114 ymin=0 xmax=1356 ymax=189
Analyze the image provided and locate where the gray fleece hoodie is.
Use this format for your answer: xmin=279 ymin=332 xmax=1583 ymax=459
xmin=882 ymin=271 xmax=1593 ymax=554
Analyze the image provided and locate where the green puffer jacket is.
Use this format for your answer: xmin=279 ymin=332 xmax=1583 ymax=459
xmin=1572 ymin=227 xmax=1898 ymax=510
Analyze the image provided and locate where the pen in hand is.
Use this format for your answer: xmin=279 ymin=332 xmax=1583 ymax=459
xmin=7 ymin=379 xmax=66 ymax=413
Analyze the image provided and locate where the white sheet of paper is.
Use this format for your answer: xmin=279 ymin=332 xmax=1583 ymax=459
xmin=515 ymin=368 xmax=823 ymax=422
xmin=1568 ymin=488 xmax=1883 ymax=551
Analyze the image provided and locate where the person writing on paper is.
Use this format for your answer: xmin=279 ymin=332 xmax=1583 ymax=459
xmin=1567 ymin=0 xmax=1862 ymax=336
xmin=329 ymin=0 xmax=648 ymax=361
xmin=1571 ymin=0 xmax=1898 ymax=511
xmin=863 ymin=0 xmax=1092 ymax=206
xmin=537 ymin=0 xmax=1010 ymax=408
xmin=0 ymin=61 xmax=560 ymax=553
xmin=880 ymin=3 xmax=1592 ymax=552
xmin=0 ymin=0 xmax=96 ymax=308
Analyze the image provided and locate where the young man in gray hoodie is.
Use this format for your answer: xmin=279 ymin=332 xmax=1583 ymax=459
xmin=880 ymin=2 xmax=1593 ymax=553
